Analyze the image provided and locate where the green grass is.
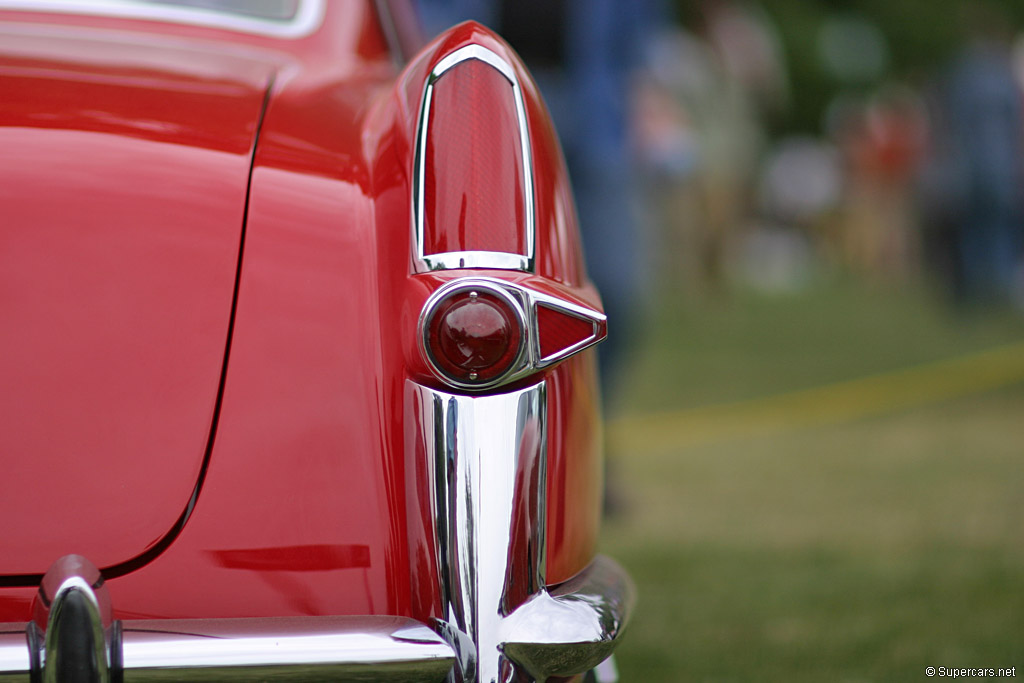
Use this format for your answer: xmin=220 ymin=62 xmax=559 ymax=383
xmin=602 ymin=277 xmax=1024 ymax=681
xmin=616 ymin=275 xmax=1024 ymax=414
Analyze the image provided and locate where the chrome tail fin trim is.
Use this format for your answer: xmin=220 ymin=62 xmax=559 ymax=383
xmin=406 ymin=380 xmax=634 ymax=682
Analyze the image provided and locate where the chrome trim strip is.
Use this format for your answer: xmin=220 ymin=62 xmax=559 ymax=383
xmin=412 ymin=44 xmax=536 ymax=274
xmin=0 ymin=631 xmax=31 ymax=683
xmin=0 ymin=0 xmax=327 ymax=39
xmin=120 ymin=617 xmax=453 ymax=681
xmin=593 ymin=655 xmax=620 ymax=683
xmin=0 ymin=616 xmax=455 ymax=682
xmin=407 ymin=381 xmax=634 ymax=682
xmin=432 ymin=44 xmax=517 ymax=82
xmin=420 ymin=251 xmax=531 ymax=272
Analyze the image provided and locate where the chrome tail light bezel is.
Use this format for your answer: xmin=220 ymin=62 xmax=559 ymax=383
xmin=411 ymin=43 xmax=536 ymax=273
xmin=418 ymin=277 xmax=606 ymax=391
xmin=419 ymin=279 xmax=529 ymax=390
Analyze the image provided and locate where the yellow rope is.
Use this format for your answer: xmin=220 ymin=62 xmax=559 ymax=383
xmin=609 ymin=340 xmax=1024 ymax=453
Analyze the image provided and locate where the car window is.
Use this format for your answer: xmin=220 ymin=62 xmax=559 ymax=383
xmin=0 ymin=0 xmax=325 ymax=37
xmin=135 ymin=0 xmax=300 ymax=22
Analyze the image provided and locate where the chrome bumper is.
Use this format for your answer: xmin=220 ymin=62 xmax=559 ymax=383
xmin=0 ymin=378 xmax=634 ymax=682
xmin=0 ymin=553 xmax=631 ymax=682
xmin=0 ymin=614 xmax=455 ymax=682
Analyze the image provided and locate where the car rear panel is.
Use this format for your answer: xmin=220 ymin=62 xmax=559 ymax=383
xmin=0 ymin=10 xmax=603 ymax=634
xmin=0 ymin=22 xmax=274 ymax=576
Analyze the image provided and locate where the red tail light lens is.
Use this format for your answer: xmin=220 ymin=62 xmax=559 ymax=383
xmin=425 ymin=287 xmax=525 ymax=385
xmin=422 ymin=58 xmax=526 ymax=256
xmin=536 ymin=303 xmax=600 ymax=361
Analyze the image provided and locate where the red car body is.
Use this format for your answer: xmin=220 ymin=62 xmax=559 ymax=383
xmin=0 ymin=2 xmax=633 ymax=681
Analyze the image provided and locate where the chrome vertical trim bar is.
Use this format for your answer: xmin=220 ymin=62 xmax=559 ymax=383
xmin=411 ymin=44 xmax=536 ymax=273
xmin=418 ymin=380 xmax=547 ymax=682
xmin=407 ymin=380 xmax=634 ymax=682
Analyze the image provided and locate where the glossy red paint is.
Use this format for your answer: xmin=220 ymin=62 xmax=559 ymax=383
xmin=99 ymin=37 xmax=408 ymax=620
xmin=0 ymin=21 xmax=271 ymax=576
xmin=0 ymin=9 xmax=602 ymax=625
xmin=545 ymin=353 xmax=604 ymax=583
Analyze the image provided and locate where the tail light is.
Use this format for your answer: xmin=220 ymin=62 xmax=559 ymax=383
xmin=413 ymin=45 xmax=534 ymax=272
xmin=422 ymin=282 xmax=527 ymax=388
xmin=535 ymin=303 xmax=607 ymax=366
xmin=419 ymin=284 xmax=524 ymax=389
xmin=419 ymin=278 xmax=605 ymax=391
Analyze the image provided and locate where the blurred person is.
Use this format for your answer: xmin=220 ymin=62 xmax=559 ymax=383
xmin=830 ymin=88 xmax=927 ymax=281
xmin=698 ymin=0 xmax=789 ymax=118
xmin=631 ymin=58 xmax=702 ymax=294
xmin=938 ymin=3 xmax=1024 ymax=304
xmin=689 ymin=0 xmax=779 ymax=293
xmin=633 ymin=25 xmax=763 ymax=296
xmin=917 ymin=80 xmax=967 ymax=298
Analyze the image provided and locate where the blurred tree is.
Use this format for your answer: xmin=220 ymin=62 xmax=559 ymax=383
xmin=673 ymin=0 xmax=1024 ymax=133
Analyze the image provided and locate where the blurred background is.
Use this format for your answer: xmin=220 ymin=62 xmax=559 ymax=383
xmin=418 ymin=0 xmax=1024 ymax=679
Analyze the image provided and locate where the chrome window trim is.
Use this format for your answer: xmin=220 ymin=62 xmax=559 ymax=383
xmin=411 ymin=44 xmax=536 ymax=274
xmin=0 ymin=0 xmax=327 ymax=39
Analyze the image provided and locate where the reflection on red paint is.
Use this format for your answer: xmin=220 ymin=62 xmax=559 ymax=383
xmin=207 ymin=545 xmax=371 ymax=572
